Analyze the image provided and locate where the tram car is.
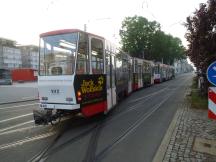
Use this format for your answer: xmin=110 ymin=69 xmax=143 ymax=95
xmin=167 ymin=65 xmax=175 ymax=80
xmin=33 ymin=29 xmax=173 ymax=125
xmin=153 ymin=63 xmax=162 ymax=83
xmin=153 ymin=63 xmax=175 ymax=83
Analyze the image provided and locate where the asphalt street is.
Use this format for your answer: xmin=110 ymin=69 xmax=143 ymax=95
xmin=0 ymin=73 xmax=193 ymax=162
xmin=0 ymin=82 xmax=38 ymax=104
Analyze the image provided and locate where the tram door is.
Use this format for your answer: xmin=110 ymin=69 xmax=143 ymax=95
xmin=138 ymin=64 xmax=143 ymax=88
xmin=106 ymin=54 xmax=116 ymax=111
xmin=111 ymin=55 xmax=116 ymax=106
xmin=106 ymin=54 xmax=112 ymax=111
xmin=128 ymin=58 xmax=133 ymax=94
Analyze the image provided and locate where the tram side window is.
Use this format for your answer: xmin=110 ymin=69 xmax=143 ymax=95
xmin=128 ymin=60 xmax=132 ymax=81
xmin=134 ymin=59 xmax=138 ymax=73
xmin=76 ymin=33 xmax=88 ymax=74
xmin=91 ymin=38 xmax=104 ymax=74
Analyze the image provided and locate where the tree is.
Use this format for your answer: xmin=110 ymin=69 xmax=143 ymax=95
xmin=120 ymin=15 xmax=160 ymax=58
xmin=120 ymin=15 xmax=186 ymax=64
xmin=150 ymin=31 xmax=186 ymax=64
xmin=185 ymin=0 xmax=216 ymax=73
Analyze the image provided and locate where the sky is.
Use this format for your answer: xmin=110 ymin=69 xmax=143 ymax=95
xmin=0 ymin=0 xmax=206 ymax=47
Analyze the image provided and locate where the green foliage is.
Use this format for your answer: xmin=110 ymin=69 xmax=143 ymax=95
xmin=188 ymin=77 xmax=208 ymax=109
xmin=185 ymin=0 xmax=216 ymax=72
xmin=120 ymin=15 xmax=186 ymax=64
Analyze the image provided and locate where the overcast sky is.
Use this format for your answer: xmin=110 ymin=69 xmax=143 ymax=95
xmin=0 ymin=0 xmax=206 ymax=47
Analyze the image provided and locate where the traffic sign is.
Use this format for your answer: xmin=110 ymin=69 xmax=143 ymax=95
xmin=207 ymin=61 xmax=216 ymax=86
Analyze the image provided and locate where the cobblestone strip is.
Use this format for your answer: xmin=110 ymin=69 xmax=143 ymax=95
xmin=154 ymin=98 xmax=216 ymax=162
xmin=163 ymin=101 xmax=216 ymax=162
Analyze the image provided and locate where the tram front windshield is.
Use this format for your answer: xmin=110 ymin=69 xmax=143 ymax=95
xmin=39 ymin=33 xmax=78 ymax=76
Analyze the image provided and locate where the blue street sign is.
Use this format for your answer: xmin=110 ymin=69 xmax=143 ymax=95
xmin=207 ymin=61 xmax=216 ymax=86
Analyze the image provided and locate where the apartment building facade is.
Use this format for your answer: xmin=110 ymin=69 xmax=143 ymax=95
xmin=0 ymin=38 xmax=22 ymax=69
xmin=20 ymin=45 xmax=39 ymax=70
xmin=0 ymin=38 xmax=39 ymax=70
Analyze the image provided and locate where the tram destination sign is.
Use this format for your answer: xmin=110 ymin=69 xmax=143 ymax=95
xmin=207 ymin=61 xmax=216 ymax=86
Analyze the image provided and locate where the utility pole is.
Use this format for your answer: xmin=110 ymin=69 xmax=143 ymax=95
xmin=83 ymin=17 xmax=111 ymax=32
xmin=84 ymin=24 xmax=87 ymax=32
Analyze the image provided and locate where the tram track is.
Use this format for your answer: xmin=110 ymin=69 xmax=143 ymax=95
xmin=94 ymin=93 xmax=172 ymax=162
xmin=1 ymin=76 xmax=187 ymax=161
xmin=28 ymin=85 xmax=174 ymax=162
xmin=27 ymin=115 xmax=104 ymax=162
xmin=24 ymin=82 xmax=174 ymax=162
xmin=0 ymin=74 xmax=193 ymax=162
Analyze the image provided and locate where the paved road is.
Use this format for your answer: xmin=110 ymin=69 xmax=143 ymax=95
xmin=0 ymin=73 xmax=193 ymax=162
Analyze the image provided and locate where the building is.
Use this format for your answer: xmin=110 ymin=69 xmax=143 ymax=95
xmin=0 ymin=38 xmax=39 ymax=70
xmin=0 ymin=38 xmax=22 ymax=69
xmin=19 ymin=45 xmax=39 ymax=70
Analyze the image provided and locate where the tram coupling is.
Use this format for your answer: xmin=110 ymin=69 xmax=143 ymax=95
xmin=33 ymin=109 xmax=62 ymax=125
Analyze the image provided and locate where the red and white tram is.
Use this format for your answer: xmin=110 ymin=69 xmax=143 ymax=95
xmin=34 ymin=29 xmax=172 ymax=125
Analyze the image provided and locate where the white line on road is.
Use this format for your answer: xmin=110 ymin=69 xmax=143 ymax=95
xmin=0 ymin=126 xmax=35 ymax=136
xmin=0 ymin=115 xmax=72 ymax=134
xmin=0 ymin=113 xmax=33 ymax=124
xmin=22 ymin=96 xmax=37 ymax=100
xmin=0 ymin=120 xmax=34 ymax=133
xmin=0 ymin=132 xmax=56 ymax=151
xmin=0 ymin=103 xmax=38 ymax=110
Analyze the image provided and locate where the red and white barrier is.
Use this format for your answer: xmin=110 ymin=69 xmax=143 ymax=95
xmin=208 ymin=87 xmax=216 ymax=119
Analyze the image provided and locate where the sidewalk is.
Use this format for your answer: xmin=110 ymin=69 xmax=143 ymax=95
xmin=153 ymin=98 xmax=216 ymax=162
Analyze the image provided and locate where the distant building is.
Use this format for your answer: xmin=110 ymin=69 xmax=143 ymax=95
xmin=19 ymin=45 xmax=39 ymax=70
xmin=0 ymin=38 xmax=39 ymax=70
xmin=0 ymin=38 xmax=22 ymax=69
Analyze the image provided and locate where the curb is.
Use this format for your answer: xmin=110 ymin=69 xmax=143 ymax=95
xmin=152 ymin=107 xmax=181 ymax=162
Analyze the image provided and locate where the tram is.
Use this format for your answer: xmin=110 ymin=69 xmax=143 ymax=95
xmin=154 ymin=63 xmax=175 ymax=83
xmin=33 ymin=29 xmax=173 ymax=125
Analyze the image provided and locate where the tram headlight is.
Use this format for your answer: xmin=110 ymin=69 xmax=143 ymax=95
xmin=77 ymin=91 xmax=82 ymax=102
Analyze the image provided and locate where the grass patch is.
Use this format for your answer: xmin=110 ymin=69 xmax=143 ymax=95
xmin=188 ymin=77 xmax=208 ymax=109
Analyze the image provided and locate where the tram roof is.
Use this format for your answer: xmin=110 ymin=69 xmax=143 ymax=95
xmin=40 ymin=29 xmax=104 ymax=39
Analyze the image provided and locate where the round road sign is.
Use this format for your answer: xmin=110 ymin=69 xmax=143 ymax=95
xmin=207 ymin=61 xmax=216 ymax=86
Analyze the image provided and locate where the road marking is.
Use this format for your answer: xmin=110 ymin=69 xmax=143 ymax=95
xmin=0 ymin=113 xmax=33 ymax=124
xmin=0 ymin=132 xmax=56 ymax=151
xmin=0 ymin=115 xmax=73 ymax=134
xmin=0 ymin=126 xmax=35 ymax=136
xmin=22 ymin=96 xmax=37 ymax=100
xmin=0 ymin=103 xmax=38 ymax=110
xmin=0 ymin=120 xmax=34 ymax=133
xmin=1 ymin=107 xmax=34 ymax=113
